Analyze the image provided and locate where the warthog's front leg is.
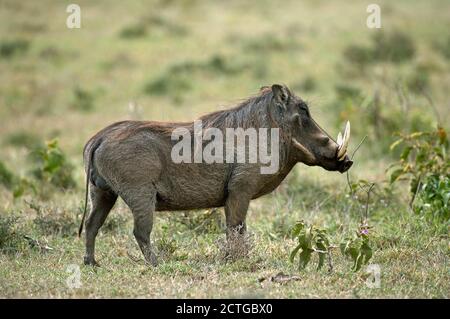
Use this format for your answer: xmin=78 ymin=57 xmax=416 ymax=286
xmin=224 ymin=190 xmax=251 ymax=259
xmin=121 ymin=188 xmax=158 ymax=266
xmin=133 ymin=209 xmax=157 ymax=266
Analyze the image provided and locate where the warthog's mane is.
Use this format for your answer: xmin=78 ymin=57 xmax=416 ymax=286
xmin=113 ymin=87 xmax=281 ymax=139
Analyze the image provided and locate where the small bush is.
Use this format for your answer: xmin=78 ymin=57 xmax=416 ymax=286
xmin=343 ymin=30 xmax=415 ymax=68
xmin=340 ymin=224 xmax=373 ymax=271
xmin=372 ymin=31 xmax=415 ymax=62
xmin=415 ymin=174 xmax=450 ymax=220
xmin=0 ymin=161 xmax=15 ymax=189
xmin=389 ymin=127 xmax=449 ymax=220
xmin=290 ymin=220 xmax=332 ymax=271
xmin=119 ymin=23 xmax=147 ymax=39
xmin=29 ymin=139 xmax=76 ymax=190
xmin=0 ymin=215 xmax=26 ymax=254
xmin=0 ymin=39 xmax=30 ymax=58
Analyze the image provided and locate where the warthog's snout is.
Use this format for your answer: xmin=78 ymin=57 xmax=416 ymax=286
xmin=338 ymin=155 xmax=353 ymax=173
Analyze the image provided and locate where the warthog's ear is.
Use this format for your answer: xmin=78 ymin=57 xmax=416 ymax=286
xmin=272 ymin=84 xmax=289 ymax=110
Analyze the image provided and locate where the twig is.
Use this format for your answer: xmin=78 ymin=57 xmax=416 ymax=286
xmin=364 ymin=183 xmax=375 ymax=222
xmin=346 ymin=135 xmax=368 ymax=194
xmin=327 ymin=251 xmax=333 ymax=273
xmin=350 ymin=135 xmax=368 ymax=160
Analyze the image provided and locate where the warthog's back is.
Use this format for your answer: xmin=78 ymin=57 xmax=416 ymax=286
xmin=85 ymin=121 xmax=233 ymax=211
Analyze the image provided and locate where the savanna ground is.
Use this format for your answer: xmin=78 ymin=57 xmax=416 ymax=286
xmin=0 ymin=0 xmax=449 ymax=298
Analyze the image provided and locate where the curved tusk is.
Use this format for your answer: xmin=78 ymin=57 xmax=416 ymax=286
xmin=337 ymin=121 xmax=350 ymax=159
xmin=292 ymin=138 xmax=315 ymax=159
xmin=337 ymin=132 xmax=343 ymax=147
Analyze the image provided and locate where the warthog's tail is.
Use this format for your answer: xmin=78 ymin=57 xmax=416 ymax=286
xmin=78 ymin=138 xmax=102 ymax=238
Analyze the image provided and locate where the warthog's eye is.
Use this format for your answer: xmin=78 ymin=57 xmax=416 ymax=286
xmin=298 ymin=103 xmax=309 ymax=117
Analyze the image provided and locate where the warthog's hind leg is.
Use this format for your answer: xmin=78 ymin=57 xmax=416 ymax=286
xmin=84 ymin=185 xmax=118 ymax=266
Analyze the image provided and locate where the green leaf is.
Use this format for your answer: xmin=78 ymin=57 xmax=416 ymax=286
xmin=390 ymin=138 xmax=404 ymax=151
xmin=400 ymin=146 xmax=412 ymax=160
xmin=298 ymin=249 xmax=312 ymax=270
xmin=390 ymin=168 xmax=404 ymax=183
xmin=289 ymin=244 xmax=302 ymax=263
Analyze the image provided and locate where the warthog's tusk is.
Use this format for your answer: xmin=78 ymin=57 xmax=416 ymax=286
xmin=292 ymin=137 xmax=315 ymax=159
xmin=337 ymin=132 xmax=343 ymax=147
xmin=337 ymin=121 xmax=350 ymax=160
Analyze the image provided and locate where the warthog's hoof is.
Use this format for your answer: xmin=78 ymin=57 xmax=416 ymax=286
xmin=83 ymin=256 xmax=100 ymax=267
xmin=145 ymin=252 xmax=158 ymax=267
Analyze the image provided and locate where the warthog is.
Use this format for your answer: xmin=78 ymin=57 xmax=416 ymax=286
xmin=78 ymin=84 xmax=353 ymax=266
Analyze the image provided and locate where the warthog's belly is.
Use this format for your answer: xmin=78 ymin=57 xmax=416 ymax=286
xmin=155 ymin=162 xmax=229 ymax=211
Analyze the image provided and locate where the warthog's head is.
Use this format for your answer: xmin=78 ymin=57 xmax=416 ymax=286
xmin=271 ymin=84 xmax=353 ymax=173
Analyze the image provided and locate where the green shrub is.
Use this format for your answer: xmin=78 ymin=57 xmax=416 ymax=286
xmin=415 ymin=174 xmax=450 ymax=220
xmin=372 ymin=31 xmax=415 ymax=62
xmin=290 ymin=220 xmax=332 ymax=271
xmin=340 ymin=224 xmax=373 ymax=271
xmin=343 ymin=30 xmax=415 ymax=68
xmin=29 ymin=139 xmax=76 ymax=190
xmin=119 ymin=23 xmax=147 ymax=39
xmin=0 ymin=39 xmax=30 ymax=58
xmin=0 ymin=161 xmax=15 ymax=189
xmin=0 ymin=215 xmax=26 ymax=254
xmin=389 ymin=127 xmax=449 ymax=220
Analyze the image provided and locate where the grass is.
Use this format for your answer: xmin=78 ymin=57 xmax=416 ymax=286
xmin=0 ymin=177 xmax=448 ymax=298
xmin=0 ymin=0 xmax=449 ymax=298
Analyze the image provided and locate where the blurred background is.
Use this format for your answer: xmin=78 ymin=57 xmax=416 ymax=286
xmin=0 ymin=0 xmax=449 ymax=298
xmin=0 ymin=0 xmax=448 ymax=179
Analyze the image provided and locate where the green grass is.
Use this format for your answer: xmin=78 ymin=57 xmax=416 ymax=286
xmin=0 ymin=0 xmax=449 ymax=298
